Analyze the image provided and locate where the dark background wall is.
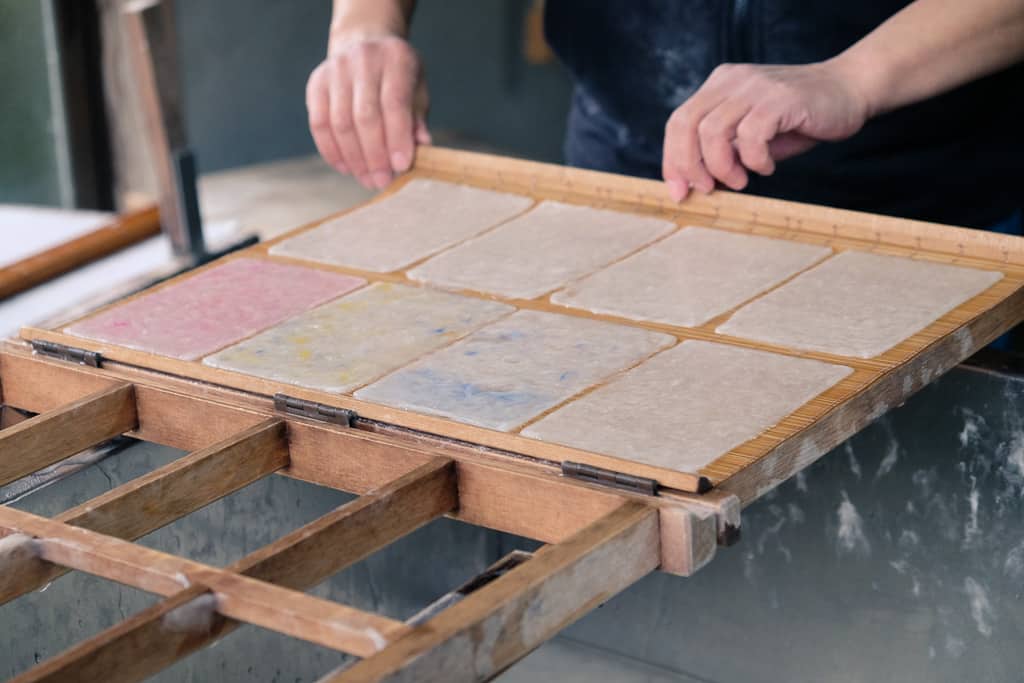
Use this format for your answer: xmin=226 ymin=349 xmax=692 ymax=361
xmin=0 ymin=0 xmax=68 ymax=206
xmin=2 ymin=0 xmax=572 ymax=206
xmin=175 ymin=0 xmax=573 ymax=173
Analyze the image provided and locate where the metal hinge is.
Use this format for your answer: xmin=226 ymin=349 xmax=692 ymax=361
xmin=562 ymin=461 xmax=659 ymax=496
xmin=273 ymin=393 xmax=356 ymax=426
xmin=30 ymin=340 xmax=103 ymax=367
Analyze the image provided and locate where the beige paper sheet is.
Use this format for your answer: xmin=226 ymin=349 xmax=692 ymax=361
xmin=523 ymin=341 xmax=852 ymax=473
xmin=551 ymin=226 xmax=831 ymax=327
xmin=268 ymin=179 xmax=533 ymax=272
xmin=355 ymin=309 xmax=674 ymax=431
xmin=717 ymin=250 xmax=1003 ymax=358
xmin=407 ymin=201 xmax=675 ymax=299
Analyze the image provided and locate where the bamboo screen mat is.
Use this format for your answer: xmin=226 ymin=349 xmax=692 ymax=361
xmin=22 ymin=147 xmax=1024 ymax=495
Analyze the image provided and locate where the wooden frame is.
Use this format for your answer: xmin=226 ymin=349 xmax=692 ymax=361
xmin=19 ymin=148 xmax=1024 ymax=497
xmin=4 ymin=147 xmax=1024 ymax=681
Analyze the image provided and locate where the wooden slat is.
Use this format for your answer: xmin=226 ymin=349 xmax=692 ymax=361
xmin=241 ymin=458 xmax=457 ymax=588
xmin=413 ymin=145 xmax=1024 ymax=268
xmin=63 ymin=418 xmax=287 ymax=537
xmin=0 ymin=506 xmax=405 ymax=657
xmin=11 ymin=459 xmax=457 ymax=683
xmin=0 ymin=384 xmax=136 ymax=487
xmin=332 ymin=501 xmax=660 ymax=683
xmin=0 ymin=418 xmax=288 ymax=605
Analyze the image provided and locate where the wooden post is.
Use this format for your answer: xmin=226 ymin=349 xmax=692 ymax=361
xmin=121 ymin=0 xmax=204 ymax=259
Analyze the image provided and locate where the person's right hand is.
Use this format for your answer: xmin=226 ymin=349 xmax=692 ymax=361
xmin=307 ymin=35 xmax=430 ymax=190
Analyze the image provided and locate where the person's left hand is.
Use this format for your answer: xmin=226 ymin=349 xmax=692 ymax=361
xmin=662 ymin=60 xmax=871 ymax=201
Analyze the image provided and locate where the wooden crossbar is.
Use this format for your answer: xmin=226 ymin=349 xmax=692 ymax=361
xmin=0 ymin=418 xmax=288 ymax=605
xmin=61 ymin=418 xmax=288 ymax=540
xmin=0 ymin=384 xmax=137 ymax=486
xmin=10 ymin=459 xmax=458 ymax=683
xmin=332 ymin=501 xmax=660 ymax=683
xmin=0 ymin=506 xmax=406 ymax=657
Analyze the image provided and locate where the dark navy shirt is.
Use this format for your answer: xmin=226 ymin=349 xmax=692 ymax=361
xmin=545 ymin=1 xmax=1024 ymax=228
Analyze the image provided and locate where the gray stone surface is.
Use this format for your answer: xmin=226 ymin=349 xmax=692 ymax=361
xmin=561 ymin=364 xmax=1024 ymax=683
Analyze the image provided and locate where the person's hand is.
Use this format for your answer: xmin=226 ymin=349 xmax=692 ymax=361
xmin=307 ymin=34 xmax=430 ymax=190
xmin=662 ymin=60 xmax=871 ymax=201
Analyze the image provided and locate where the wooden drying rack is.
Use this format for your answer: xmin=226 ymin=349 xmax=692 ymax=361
xmin=19 ymin=147 xmax=1024 ymax=499
xmin=2 ymin=147 xmax=1024 ymax=682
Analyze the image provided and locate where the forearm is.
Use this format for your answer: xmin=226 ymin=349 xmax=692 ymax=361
xmin=329 ymin=0 xmax=416 ymax=49
xmin=830 ymin=0 xmax=1024 ymax=117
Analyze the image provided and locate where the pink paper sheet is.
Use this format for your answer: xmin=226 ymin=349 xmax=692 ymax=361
xmin=65 ymin=258 xmax=365 ymax=360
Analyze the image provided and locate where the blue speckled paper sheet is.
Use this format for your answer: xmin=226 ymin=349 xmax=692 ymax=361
xmin=355 ymin=309 xmax=674 ymax=431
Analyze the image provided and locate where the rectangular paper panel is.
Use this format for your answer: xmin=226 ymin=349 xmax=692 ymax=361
xmin=355 ymin=310 xmax=674 ymax=431
xmin=551 ymin=226 xmax=831 ymax=326
xmin=407 ymin=201 xmax=675 ymax=299
xmin=268 ymin=179 xmax=533 ymax=272
xmin=204 ymin=282 xmax=513 ymax=393
xmin=65 ymin=258 xmax=365 ymax=360
xmin=523 ymin=341 xmax=852 ymax=473
xmin=717 ymin=250 xmax=1004 ymax=358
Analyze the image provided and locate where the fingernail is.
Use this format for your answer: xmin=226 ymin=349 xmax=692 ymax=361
xmin=357 ymin=174 xmax=374 ymax=189
xmin=390 ymin=151 xmax=410 ymax=172
xmin=667 ymin=179 xmax=687 ymax=203
xmin=334 ymin=162 xmax=350 ymax=175
xmin=372 ymin=171 xmax=392 ymax=189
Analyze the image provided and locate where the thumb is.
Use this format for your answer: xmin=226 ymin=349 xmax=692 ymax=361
xmin=415 ymin=117 xmax=433 ymax=145
xmin=413 ymin=79 xmax=432 ymax=145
